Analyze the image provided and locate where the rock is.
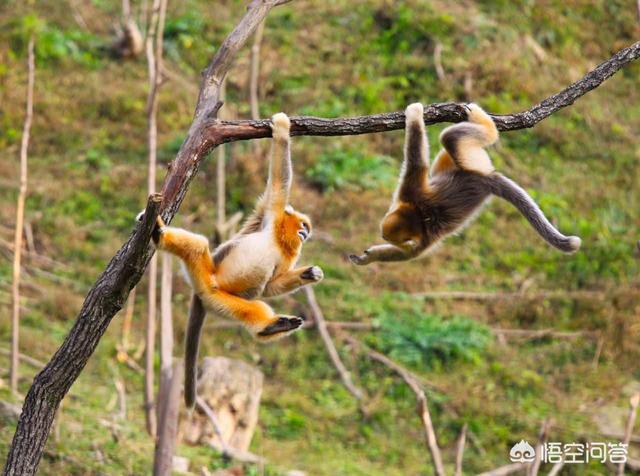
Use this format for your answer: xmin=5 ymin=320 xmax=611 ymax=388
xmin=180 ymin=357 xmax=263 ymax=452
xmin=0 ymin=401 xmax=21 ymax=424
xmin=172 ymin=455 xmax=190 ymax=474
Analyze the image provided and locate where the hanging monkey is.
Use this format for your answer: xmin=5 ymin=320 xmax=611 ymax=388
xmin=139 ymin=113 xmax=323 ymax=407
xmin=349 ymin=102 xmax=581 ymax=265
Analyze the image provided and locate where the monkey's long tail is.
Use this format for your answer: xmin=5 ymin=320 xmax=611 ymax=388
xmin=488 ymin=173 xmax=581 ymax=253
xmin=184 ymin=293 xmax=207 ymax=409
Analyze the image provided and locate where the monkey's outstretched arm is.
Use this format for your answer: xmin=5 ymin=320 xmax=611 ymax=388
xmin=396 ymin=103 xmax=430 ymax=203
xmin=265 ymin=112 xmax=292 ymax=217
xmin=349 ymin=242 xmax=425 ymax=265
xmin=262 ymin=266 xmax=324 ymax=297
xmin=237 ymin=112 xmax=292 ymax=235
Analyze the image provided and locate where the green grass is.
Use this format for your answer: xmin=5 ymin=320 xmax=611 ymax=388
xmin=0 ymin=0 xmax=639 ymax=474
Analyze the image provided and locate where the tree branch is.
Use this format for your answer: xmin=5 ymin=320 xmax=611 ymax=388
xmin=4 ymin=11 xmax=638 ymax=475
xmin=204 ymin=40 xmax=639 ymax=144
xmin=343 ymin=335 xmax=445 ymax=476
xmin=304 ymin=287 xmax=365 ymax=402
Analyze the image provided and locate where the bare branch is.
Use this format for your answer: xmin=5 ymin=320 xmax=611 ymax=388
xmin=153 ymin=361 xmax=183 ymax=476
xmin=454 ymin=423 xmax=467 ymax=476
xmin=0 ymin=347 xmax=44 ymax=369
xmin=11 ymin=35 xmax=35 ymax=394
xmin=204 ymin=41 xmax=640 ymax=144
xmin=343 ymin=335 xmax=445 ymax=476
xmin=304 ymin=287 xmax=365 ymax=402
xmin=618 ymin=393 xmax=640 ymax=476
xmin=433 ymin=42 xmax=447 ymax=82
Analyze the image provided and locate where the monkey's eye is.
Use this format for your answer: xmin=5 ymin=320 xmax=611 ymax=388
xmin=301 ymin=222 xmax=310 ymax=233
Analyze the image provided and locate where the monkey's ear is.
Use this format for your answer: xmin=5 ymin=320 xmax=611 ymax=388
xmin=284 ymin=205 xmax=294 ymax=215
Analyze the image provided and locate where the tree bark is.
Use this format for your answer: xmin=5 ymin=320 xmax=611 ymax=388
xmin=10 ymin=35 xmax=35 ymax=394
xmin=3 ymin=10 xmax=638 ymax=475
xmin=3 ymin=2 xmax=285 ymax=473
xmin=204 ymin=40 xmax=640 ymax=144
xmin=153 ymin=361 xmax=183 ymax=476
xmin=143 ymin=0 xmax=168 ymax=438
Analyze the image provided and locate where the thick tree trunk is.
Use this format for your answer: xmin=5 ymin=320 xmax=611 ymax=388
xmin=3 ymin=3 xmax=286 ymax=474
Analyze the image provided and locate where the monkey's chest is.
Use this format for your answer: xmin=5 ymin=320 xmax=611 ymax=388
xmin=214 ymin=233 xmax=280 ymax=298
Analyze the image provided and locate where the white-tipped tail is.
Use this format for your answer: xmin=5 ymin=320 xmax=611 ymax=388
xmin=405 ymin=103 xmax=424 ymax=124
xmin=568 ymin=236 xmax=582 ymax=252
xmin=271 ymin=112 xmax=290 ymax=140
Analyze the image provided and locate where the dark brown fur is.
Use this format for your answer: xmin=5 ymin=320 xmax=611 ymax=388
xmin=350 ymin=102 xmax=580 ymax=265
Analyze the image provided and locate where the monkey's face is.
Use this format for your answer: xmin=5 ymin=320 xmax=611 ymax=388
xmin=284 ymin=205 xmax=312 ymax=243
xmin=381 ymin=207 xmax=422 ymax=249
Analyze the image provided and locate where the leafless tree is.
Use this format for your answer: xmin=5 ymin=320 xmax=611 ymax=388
xmin=10 ymin=36 xmax=35 ymax=394
xmin=3 ymin=3 xmax=638 ymax=472
xmin=143 ymin=0 xmax=168 ymax=438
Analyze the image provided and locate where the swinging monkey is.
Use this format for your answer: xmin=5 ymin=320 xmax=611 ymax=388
xmin=139 ymin=113 xmax=323 ymax=407
xmin=349 ymin=102 xmax=581 ymax=265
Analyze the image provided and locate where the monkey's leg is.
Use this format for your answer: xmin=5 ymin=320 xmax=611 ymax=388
xmin=349 ymin=243 xmax=422 ymax=265
xmin=262 ymin=266 xmax=324 ymax=297
xmin=396 ymin=103 xmax=430 ymax=201
xmin=430 ymin=150 xmax=458 ymax=176
xmin=439 ymin=103 xmax=498 ymax=176
xmin=155 ymin=227 xmax=211 ymax=262
xmin=202 ymin=288 xmax=303 ymax=341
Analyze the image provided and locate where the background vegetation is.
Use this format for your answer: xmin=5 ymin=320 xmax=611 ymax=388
xmin=1 ymin=0 xmax=639 ymax=474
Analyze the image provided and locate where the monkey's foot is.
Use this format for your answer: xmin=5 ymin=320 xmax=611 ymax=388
xmin=465 ymin=103 xmax=489 ymax=122
xmin=257 ymin=316 xmax=303 ymax=341
xmin=301 ymin=266 xmax=324 ymax=282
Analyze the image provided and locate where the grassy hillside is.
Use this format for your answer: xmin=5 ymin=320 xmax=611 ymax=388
xmin=1 ymin=0 xmax=639 ymax=474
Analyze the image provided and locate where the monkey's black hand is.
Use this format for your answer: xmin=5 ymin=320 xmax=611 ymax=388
xmin=301 ymin=266 xmax=324 ymax=282
xmin=257 ymin=316 xmax=304 ymax=337
xmin=348 ymin=250 xmax=371 ymax=266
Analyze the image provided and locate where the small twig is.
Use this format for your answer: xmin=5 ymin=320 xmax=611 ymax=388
xmin=195 ymin=396 xmax=229 ymax=453
xmin=528 ymin=419 xmax=551 ymax=476
xmin=304 ymin=287 xmax=365 ymax=402
xmin=454 ymin=423 xmax=467 ymax=476
xmin=433 ymin=42 xmax=447 ymax=82
xmin=249 ymin=19 xmax=266 ymax=121
xmin=547 ymin=462 xmax=564 ymax=476
xmin=492 ymin=328 xmax=598 ymax=341
xmin=415 ymin=290 xmax=607 ymax=301
xmin=343 ymin=335 xmax=445 ymax=476
xmin=195 ymin=397 xmax=266 ymax=465
xmin=10 ymin=35 xmax=35 ymax=394
xmin=618 ymin=393 xmax=640 ymax=476
xmin=144 ymin=0 xmax=168 ymax=440
xmin=216 ymin=80 xmax=227 ymax=234
xmin=477 ymin=463 xmax=526 ymax=476
xmin=0 ymin=347 xmax=44 ymax=369
xmin=592 ymin=337 xmax=604 ymax=369
xmin=114 ymin=378 xmax=127 ymax=420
